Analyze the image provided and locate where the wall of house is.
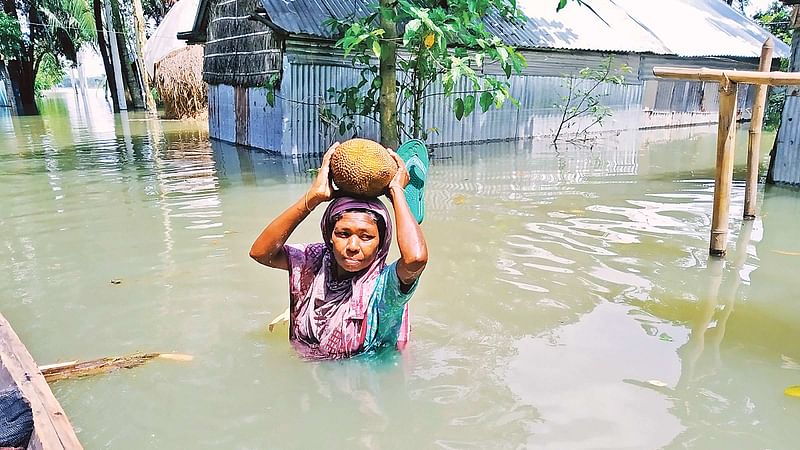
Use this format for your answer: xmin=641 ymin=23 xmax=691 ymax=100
xmin=206 ymin=44 xmax=762 ymax=157
xmin=773 ymin=90 xmax=800 ymax=186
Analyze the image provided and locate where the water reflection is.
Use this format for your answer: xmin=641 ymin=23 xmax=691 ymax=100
xmin=3 ymin=91 xmax=800 ymax=448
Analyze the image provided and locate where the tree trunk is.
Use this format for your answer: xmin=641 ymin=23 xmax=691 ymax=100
xmin=378 ymin=0 xmax=400 ymax=149
xmin=2 ymin=0 xmax=38 ymax=115
xmin=110 ymin=0 xmax=144 ymax=109
xmin=131 ymin=0 xmax=156 ymax=112
xmin=94 ymin=0 xmax=120 ymax=112
xmin=7 ymin=59 xmax=38 ymax=115
xmin=0 ymin=60 xmax=21 ymax=115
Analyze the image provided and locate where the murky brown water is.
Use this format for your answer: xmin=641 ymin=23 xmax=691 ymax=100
xmin=2 ymin=90 xmax=800 ymax=449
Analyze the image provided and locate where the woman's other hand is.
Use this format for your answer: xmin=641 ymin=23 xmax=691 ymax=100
xmin=307 ymin=142 xmax=339 ymax=208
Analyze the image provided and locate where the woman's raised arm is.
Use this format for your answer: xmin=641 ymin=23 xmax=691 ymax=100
xmin=249 ymin=143 xmax=339 ymax=270
xmin=386 ymin=150 xmax=428 ymax=285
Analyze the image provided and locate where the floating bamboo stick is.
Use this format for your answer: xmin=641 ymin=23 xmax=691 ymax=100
xmin=40 ymin=352 xmax=193 ymax=383
xmin=744 ymin=38 xmax=775 ymax=220
xmin=710 ymin=79 xmax=739 ymax=257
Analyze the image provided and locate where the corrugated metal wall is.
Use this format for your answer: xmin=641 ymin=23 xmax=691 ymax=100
xmin=773 ymin=93 xmax=800 ymax=186
xmin=207 ymin=50 xmax=763 ymax=157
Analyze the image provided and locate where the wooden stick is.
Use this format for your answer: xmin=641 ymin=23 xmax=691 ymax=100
xmin=744 ymin=38 xmax=775 ymax=220
xmin=652 ymin=67 xmax=800 ymax=86
xmin=710 ymin=79 xmax=739 ymax=257
xmin=40 ymin=352 xmax=193 ymax=383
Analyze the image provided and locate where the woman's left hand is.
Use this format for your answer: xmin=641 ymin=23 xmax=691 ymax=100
xmin=386 ymin=148 xmax=409 ymax=195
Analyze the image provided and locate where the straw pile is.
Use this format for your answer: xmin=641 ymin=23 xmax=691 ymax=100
xmin=155 ymin=45 xmax=207 ymax=120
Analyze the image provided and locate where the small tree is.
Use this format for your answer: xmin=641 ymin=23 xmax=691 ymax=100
xmin=552 ymin=57 xmax=631 ymax=143
xmin=322 ymin=0 xmax=529 ymax=148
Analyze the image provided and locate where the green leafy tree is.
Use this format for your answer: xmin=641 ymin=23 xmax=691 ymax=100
xmin=0 ymin=11 xmax=21 ymax=59
xmin=1 ymin=0 xmax=95 ymax=114
xmin=319 ymin=0 xmax=590 ymax=148
xmin=34 ymin=52 xmax=66 ymax=94
xmin=753 ymin=1 xmax=792 ymax=45
xmin=753 ymin=1 xmax=792 ymax=129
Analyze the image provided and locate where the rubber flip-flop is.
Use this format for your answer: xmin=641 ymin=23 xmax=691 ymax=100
xmin=396 ymin=139 xmax=429 ymax=224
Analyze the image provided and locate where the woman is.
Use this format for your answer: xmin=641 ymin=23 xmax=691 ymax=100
xmin=249 ymin=143 xmax=428 ymax=359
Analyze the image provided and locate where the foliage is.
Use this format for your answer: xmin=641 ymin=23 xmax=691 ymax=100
xmin=321 ymin=0 xmax=531 ymax=141
xmin=724 ymin=0 xmax=748 ymax=14
xmin=143 ymin=0 xmax=174 ymax=27
xmin=763 ymin=88 xmax=785 ymax=131
xmin=552 ymin=57 xmax=631 ymax=143
xmin=38 ymin=0 xmax=97 ymax=63
xmin=2 ymin=0 xmax=96 ymax=112
xmin=262 ymin=74 xmax=281 ymax=108
xmin=752 ymin=1 xmax=792 ymax=129
xmin=0 ymin=11 xmax=21 ymax=60
xmin=34 ymin=53 xmax=66 ymax=94
xmin=753 ymin=1 xmax=792 ymax=45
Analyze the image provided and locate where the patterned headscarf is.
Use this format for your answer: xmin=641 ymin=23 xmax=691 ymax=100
xmin=289 ymin=197 xmax=392 ymax=358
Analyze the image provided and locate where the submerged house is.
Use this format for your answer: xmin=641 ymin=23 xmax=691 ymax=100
xmin=178 ymin=0 xmax=789 ymax=157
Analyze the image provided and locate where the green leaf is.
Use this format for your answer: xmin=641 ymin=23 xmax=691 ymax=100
xmin=479 ymin=91 xmax=493 ymax=112
xmin=406 ymin=19 xmax=422 ymax=35
xmin=338 ymin=122 xmax=347 ymax=135
xmin=372 ymin=39 xmax=381 ymax=58
xmin=464 ymin=95 xmax=475 ymax=116
xmin=557 ymin=0 xmax=568 ymax=11
xmin=454 ymin=98 xmax=464 ymax=120
xmin=266 ymin=90 xmax=275 ymax=107
xmin=504 ymin=63 xmax=512 ymax=78
xmin=372 ymin=77 xmax=382 ymax=89
xmin=497 ymin=47 xmax=509 ymax=64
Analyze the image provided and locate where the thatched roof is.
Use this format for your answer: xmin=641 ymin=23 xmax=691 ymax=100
xmin=198 ymin=0 xmax=282 ymax=86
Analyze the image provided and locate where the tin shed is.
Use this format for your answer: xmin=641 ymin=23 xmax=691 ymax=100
xmin=178 ymin=0 xmax=790 ymax=157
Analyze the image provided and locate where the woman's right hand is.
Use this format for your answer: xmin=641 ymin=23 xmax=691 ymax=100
xmin=306 ymin=142 xmax=339 ymax=208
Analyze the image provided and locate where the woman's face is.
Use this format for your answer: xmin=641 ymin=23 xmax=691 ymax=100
xmin=330 ymin=212 xmax=380 ymax=275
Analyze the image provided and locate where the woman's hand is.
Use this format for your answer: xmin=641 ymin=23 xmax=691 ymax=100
xmin=306 ymin=142 xmax=339 ymax=208
xmin=386 ymin=148 xmax=409 ymax=197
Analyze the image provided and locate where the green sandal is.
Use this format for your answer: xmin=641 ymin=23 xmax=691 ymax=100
xmin=396 ymin=139 xmax=429 ymax=224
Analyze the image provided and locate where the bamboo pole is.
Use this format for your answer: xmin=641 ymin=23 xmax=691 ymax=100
xmin=132 ymin=0 xmax=157 ymax=113
xmin=744 ymin=38 xmax=775 ymax=220
xmin=710 ymin=78 xmax=739 ymax=257
xmin=653 ymin=67 xmax=800 ymax=85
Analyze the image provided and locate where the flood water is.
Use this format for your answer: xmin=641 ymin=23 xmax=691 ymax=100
xmin=2 ymin=90 xmax=800 ymax=449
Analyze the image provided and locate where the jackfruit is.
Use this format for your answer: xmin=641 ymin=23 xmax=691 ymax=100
xmin=330 ymin=138 xmax=397 ymax=197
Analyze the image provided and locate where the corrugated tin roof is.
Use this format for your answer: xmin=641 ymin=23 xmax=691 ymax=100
xmin=255 ymin=0 xmax=790 ymax=58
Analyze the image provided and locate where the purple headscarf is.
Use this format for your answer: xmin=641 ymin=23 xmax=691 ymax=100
xmin=287 ymin=197 xmax=393 ymax=358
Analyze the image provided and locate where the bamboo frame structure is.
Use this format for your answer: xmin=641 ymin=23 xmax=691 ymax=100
xmin=654 ymin=39 xmax=800 ymax=256
xmin=745 ymin=39 xmax=774 ymax=219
